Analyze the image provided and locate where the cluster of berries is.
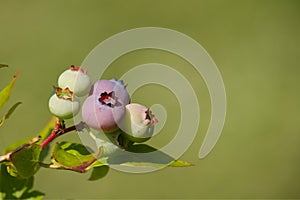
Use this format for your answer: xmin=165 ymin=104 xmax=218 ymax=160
xmin=48 ymin=65 xmax=158 ymax=145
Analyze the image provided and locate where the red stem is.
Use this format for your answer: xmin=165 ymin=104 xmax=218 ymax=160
xmin=40 ymin=121 xmax=84 ymax=148
xmin=40 ymin=131 xmax=57 ymax=148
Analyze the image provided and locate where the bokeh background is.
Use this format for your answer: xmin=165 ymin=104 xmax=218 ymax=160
xmin=1 ymin=0 xmax=300 ymax=199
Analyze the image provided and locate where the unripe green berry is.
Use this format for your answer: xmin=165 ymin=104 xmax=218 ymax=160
xmin=120 ymin=103 xmax=158 ymax=143
xmin=48 ymin=87 xmax=80 ymax=119
xmin=58 ymin=65 xmax=91 ymax=96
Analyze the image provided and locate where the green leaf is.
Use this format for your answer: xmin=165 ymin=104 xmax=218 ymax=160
xmin=86 ymin=157 xmax=108 ymax=170
xmin=3 ymin=102 xmax=21 ymax=120
xmin=39 ymin=145 xmax=50 ymax=163
xmin=88 ymin=166 xmax=109 ymax=181
xmin=4 ymin=138 xmax=32 ymax=154
xmin=0 ymin=164 xmax=32 ymax=199
xmin=0 ymin=64 xmax=8 ymax=69
xmin=6 ymin=164 xmax=19 ymax=177
xmin=0 ymin=102 xmax=22 ymax=128
xmin=10 ymin=144 xmax=42 ymax=178
xmin=108 ymin=144 xmax=173 ymax=165
xmin=0 ymin=164 xmax=44 ymax=200
xmin=50 ymin=142 xmax=192 ymax=174
xmin=168 ymin=160 xmax=194 ymax=167
xmin=51 ymin=142 xmax=99 ymax=173
xmin=0 ymin=71 xmax=19 ymax=110
xmin=20 ymin=190 xmax=44 ymax=200
xmin=3 ymin=117 xmax=55 ymax=160
xmin=108 ymin=144 xmax=193 ymax=168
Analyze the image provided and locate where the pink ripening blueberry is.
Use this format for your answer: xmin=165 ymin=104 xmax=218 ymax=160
xmin=89 ymin=79 xmax=130 ymax=105
xmin=82 ymin=79 xmax=130 ymax=132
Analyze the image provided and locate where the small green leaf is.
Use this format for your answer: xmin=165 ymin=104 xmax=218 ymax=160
xmin=4 ymin=138 xmax=31 ymax=154
xmin=3 ymin=136 xmax=41 ymax=155
xmin=3 ymin=117 xmax=56 ymax=160
xmin=88 ymin=166 xmax=109 ymax=181
xmin=39 ymin=145 xmax=50 ymax=162
xmin=0 ymin=164 xmax=44 ymax=200
xmin=0 ymin=164 xmax=31 ymax=199
xmin=0 ymin=102 xmax=22 ymax=128
xmin=86 ymin=157 xmax=108 ymax=170
xmin=20 ymin=190 xmax=44 ymax=200
xmin=108 ymin=144 xmax=173 ymax=165
xmin=3 ymin=102 xmax=21 ymax=120
xmin=168 ymin=160 xmax=194 ymax=167
xmin=6 ymin=164 xmax=19 ymax=177
xmin=0 ymin=71 xmax=20 ymax=110
xmin=108 ymin=144 xmax=193 ymax=168
xmin=0 ymin=64 xmax=8 ymax=69
xmin=52 ymin=142 xmax=99 ymax=173
xmin=10 ymin=144 xmax=42 ymax=178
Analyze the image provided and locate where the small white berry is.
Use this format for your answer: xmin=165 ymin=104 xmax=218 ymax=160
xmin=48 ymin=87 xmax=80 ymax=119
xmin=120 ymin=103 xmax=158 ymax=143
xmin=58 ymin=65 xmax=91 ymax=97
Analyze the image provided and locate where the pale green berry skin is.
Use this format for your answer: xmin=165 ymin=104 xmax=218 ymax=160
xmin=58 ymin=69 xmax=91 ymax=96
xmin=121 ymin=103 xmax=157 ymax=143
xmin=48 ymin=94 xmax=80 ymax=119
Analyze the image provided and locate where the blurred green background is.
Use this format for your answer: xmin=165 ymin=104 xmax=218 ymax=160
xmin=1 ymin=0 xmax=300 ymax=199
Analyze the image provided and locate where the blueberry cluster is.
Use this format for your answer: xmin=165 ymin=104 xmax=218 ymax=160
xmin=48 ymin=65 xmax=158 ymax=144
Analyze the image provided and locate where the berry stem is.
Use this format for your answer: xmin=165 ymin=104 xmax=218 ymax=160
xmin=40 ymin=120 xmax=85 ymax=148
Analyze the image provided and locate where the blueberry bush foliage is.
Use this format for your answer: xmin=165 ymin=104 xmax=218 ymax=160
xmin=0 ymin=64 xmax=192 ymax=199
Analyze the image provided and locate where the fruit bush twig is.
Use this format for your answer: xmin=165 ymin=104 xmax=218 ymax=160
xmin=40 ymin=120 xmax=85 ymax=148
xmin=0 ymin=136 xmax=41 ymax=163
xmin=0 ymin=119 xmax=85 ymax=163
